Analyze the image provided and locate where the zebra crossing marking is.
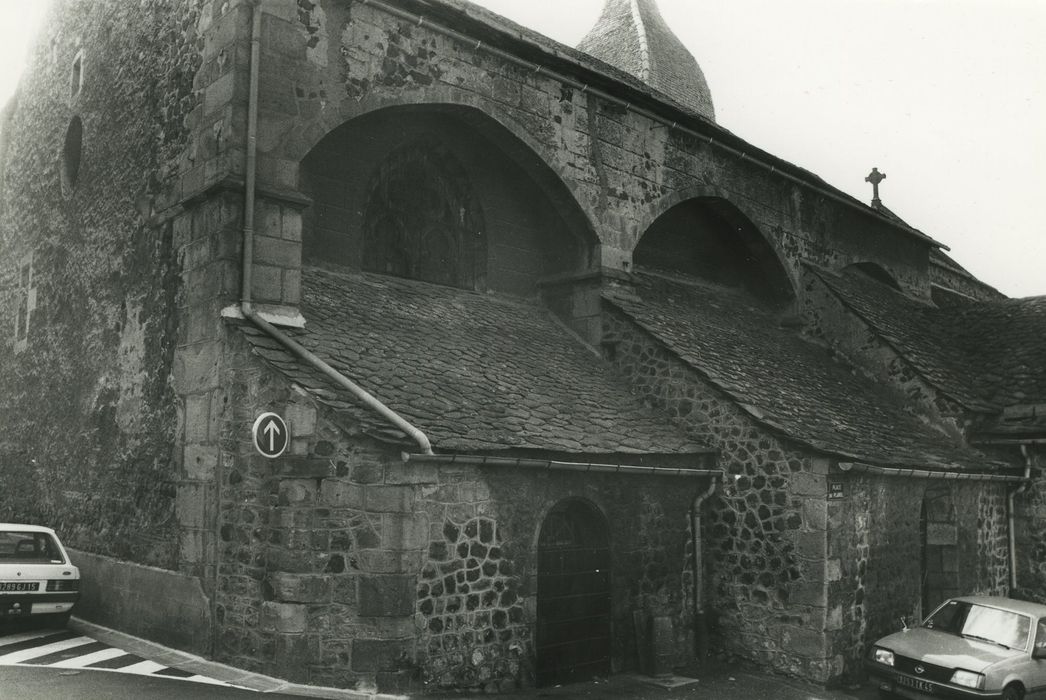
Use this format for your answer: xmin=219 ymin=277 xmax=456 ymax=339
xmin=0 ymin=627 xmax=246 ymax=688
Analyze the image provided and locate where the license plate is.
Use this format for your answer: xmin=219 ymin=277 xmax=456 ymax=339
xmin=0 ymin=581 xmax=38 ymax=592
xmin=897 ymin=674 xmax=934 ymax=693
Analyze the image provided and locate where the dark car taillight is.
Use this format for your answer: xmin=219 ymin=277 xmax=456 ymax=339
xmin=46 ymin=579 xmax=80 ymax=592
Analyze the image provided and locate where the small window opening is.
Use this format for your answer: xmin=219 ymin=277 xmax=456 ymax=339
xmin=70 ymin=51 xmax=83 ymax=98
xmin=61 ymin=116 xmax=83 ymax=193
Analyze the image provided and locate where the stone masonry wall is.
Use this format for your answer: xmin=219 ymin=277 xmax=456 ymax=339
xmin=243 ymin=0 xmax=933 ymax=294
xmin=828 ymin=476 xmax=1009 ymax=681
xmin=0 ymin=0 xmax=202 ymax=567
xmin=216 ymin=329 xmax=705 ymax=693
xmin=603 ymin=309 xmax=838 ymax=682
xmin=415 ymin=464 xmax=701 ymax=692
xmin=1014 ymin=447 xmax=1046 ymax=601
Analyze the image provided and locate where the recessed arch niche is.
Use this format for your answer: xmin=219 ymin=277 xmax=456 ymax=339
xmin=844 ymin=262 xmax=902 ymax=291
xmin=299 ymin=105 xmax=598 ymax=296
xmin=633 ymin=197 xmax=794 ymax=305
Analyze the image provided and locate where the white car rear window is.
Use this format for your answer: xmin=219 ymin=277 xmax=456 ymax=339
xmin=0 ymin=531 xmax=66 ymax=564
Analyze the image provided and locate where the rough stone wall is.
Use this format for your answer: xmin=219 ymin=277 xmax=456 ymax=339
xmin=1014 ymin=447 xmax=1046 ymax=600
xmin=830 ymin=476 xmax=1009 ymax=680
xmin=214 ymin=331 xmax=704 ymax=693
xmin=417 ymin=465 xmax=700 ymax=692
xmin=0 ymin=0 xmax=202 ymax=567
xmin=215 ymin=330 xmax=422 ymax=693
xmin=603 ymin=309 xmax=838 ymax=681
xmin=244 ymin=0 xmax=934 ymax=296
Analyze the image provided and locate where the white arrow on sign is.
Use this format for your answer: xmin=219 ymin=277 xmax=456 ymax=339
xmin=252 ymin=412 xmax=289 ymax=458
xmin=263 ymin=419 xmax=281 ymax=452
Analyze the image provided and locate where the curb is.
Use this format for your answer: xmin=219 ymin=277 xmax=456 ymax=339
xmin=69 ymin=617 xmax=406 ymax=700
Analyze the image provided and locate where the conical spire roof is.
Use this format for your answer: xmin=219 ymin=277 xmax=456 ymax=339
xmin=577 ymin=0 xmax=715 ymax=122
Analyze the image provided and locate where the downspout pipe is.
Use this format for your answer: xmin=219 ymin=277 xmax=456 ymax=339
xmin=1010 ymin=445 xmax=1033 ymax=591
xmin=692 ymin=475 xmax=719 ymax=664
xmin=238 ymin=0 xmax=433 ymax=455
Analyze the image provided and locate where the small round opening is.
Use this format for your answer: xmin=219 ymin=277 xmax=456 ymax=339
xmin=61 ymin=116 xmax=83 ymax=193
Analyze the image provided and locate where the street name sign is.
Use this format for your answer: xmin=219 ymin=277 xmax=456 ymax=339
xmin=252 ymin=412 xmax=289 ymax=458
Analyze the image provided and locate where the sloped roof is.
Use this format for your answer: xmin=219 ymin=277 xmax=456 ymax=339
xmin=813 ymin=267 xmax=1046 ymax=412
xmin=577 ymin=0 xmax=715 ymax=121
xmin=604 ymin=271 xmax=1002 ymax=471
xmin=240 ymin=266 xmax=709 ymax=456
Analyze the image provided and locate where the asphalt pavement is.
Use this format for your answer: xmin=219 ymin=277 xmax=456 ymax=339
xmin=4 ymin=616 xmax=885 ymax=700
xmin=0 ymin=664 xmax=312 ymax=700
xmin=426 ymin=663 xmax=883 ymax=700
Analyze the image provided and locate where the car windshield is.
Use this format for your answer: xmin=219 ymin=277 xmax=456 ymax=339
xmin=0 ymin=530 xmax=66 ymax=564
xmin=923 ymin=600 xmax=1031 ymax=650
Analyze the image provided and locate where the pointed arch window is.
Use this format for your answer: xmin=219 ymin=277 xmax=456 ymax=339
xmin=361 ymin=140 xmax=486 ymax=290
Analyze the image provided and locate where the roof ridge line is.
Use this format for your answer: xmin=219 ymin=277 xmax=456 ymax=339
xmin=629 ymin=0 xmax=652 ymax=82
xmin=808 ymin=269 xmax=993 ymax=414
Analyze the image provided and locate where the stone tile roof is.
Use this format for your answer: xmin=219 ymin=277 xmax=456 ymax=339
xmin=576 ymin=0 xmax=716 ymax=121
xmin=605 ymin=271 xmax=1002 ymax=471
xmin=240 ymin=266 xmax=709 ymax=456
xmin=813 ymin=267 xmax=1046 ymax=412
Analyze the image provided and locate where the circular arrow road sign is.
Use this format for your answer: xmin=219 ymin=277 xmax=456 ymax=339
xmin=252 ymin=412 xmax=289 ymax=459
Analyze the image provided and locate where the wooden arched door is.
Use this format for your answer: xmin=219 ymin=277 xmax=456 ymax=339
xmin=536 ymin=499 xmax=612 ymax=686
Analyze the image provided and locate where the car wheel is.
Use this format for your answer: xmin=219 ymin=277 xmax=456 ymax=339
xmin=1002 ymin=684 xmax=1024 ymax=700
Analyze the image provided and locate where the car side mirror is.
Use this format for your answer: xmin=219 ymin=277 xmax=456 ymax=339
xmin=1034 ymin=646 xmax=1046 ymax=660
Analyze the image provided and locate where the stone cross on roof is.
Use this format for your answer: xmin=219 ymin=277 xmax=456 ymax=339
xmin=865 ymin=167 xmax=886 ymax=207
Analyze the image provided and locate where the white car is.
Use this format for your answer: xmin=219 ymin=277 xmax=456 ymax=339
xmin=0 ymin=524 xmax=80 ymax=626
xmin=867 ymin=596 xmax=1046 ymax=700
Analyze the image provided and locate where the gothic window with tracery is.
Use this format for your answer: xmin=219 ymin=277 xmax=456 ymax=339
xmin=361 ymin=140 xmax=486 ymax=290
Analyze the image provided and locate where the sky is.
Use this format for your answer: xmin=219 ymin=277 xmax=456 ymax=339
xmin=1 ymin=0 xmax=1042 ymax=297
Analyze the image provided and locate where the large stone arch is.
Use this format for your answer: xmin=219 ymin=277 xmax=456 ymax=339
xmin=298 ymin=103 xmax=601 ymax=296
xmin=633 ymin=186 xmax=797 ymax=304
xmin=282 ymin=96 xmax=600 ymax=249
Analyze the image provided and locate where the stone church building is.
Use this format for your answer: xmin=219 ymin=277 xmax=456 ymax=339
xmin=1 ymin=0 xmax=1043 ymax=694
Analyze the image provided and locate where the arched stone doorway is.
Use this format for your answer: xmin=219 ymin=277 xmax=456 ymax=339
xmin=921 ymin=486 xmax=958 ymax=615
xmin=536 ymin=499 xmax=612 ymax=687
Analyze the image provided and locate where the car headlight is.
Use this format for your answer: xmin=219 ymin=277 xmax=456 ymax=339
xmin=950 ymin=669 xmax=985 ymax=689
xmin=872 ymin=647 xmax=895 ymax=666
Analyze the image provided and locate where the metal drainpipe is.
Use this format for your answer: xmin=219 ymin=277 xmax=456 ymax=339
xmin=238 ymin=0 xmax=433 ymax=455
xmin=1010 ymin=445 xmax=1033 ymax=591
xmin=692 ymin=476 xmax=719 ymax=663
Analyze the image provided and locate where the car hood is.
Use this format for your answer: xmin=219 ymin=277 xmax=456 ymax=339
xmin=877 ymin=627 xmax=1022 ymax=672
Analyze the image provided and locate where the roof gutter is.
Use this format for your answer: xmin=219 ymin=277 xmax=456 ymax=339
xmin=838 ymin=462 xmax=1026 ymax=483
xmin=359 ymin=0 xmax=943 ymax=250
xmin=239 ymin=0 xmax=433 ymax=455
xmin=403 ymin=453 xmax=721 ymax=478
